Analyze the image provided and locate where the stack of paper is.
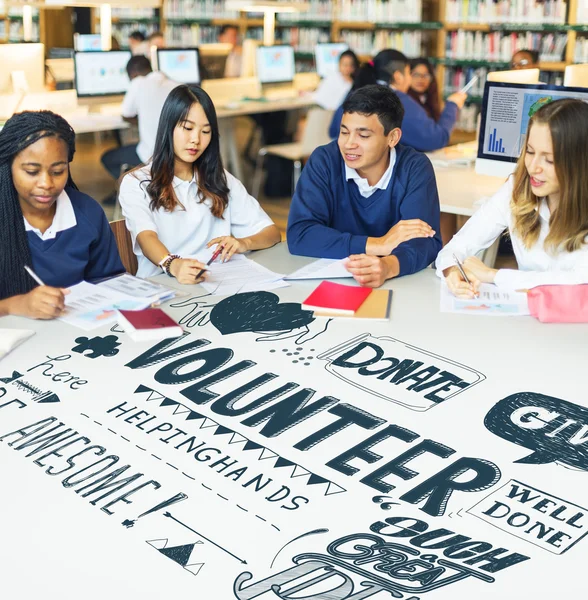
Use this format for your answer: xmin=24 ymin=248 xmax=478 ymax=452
xmin=285 ymin=258 xmax=352 ymax=280
xmin=98 ymin=273 xmax=177 ymax=304
xmin=194 ymin=250 xmax=288 ymax=297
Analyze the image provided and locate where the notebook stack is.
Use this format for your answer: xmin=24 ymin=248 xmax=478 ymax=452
xmin=301 ymin=281 xmax=392 ymax=320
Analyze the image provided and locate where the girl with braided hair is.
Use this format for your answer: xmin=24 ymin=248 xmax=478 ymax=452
xmin=0 ymin=110 xmax=124 ymax=319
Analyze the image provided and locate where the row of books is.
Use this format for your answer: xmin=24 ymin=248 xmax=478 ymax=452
xmin=444 ymin=66 xmax=489 ymax=97
xmin=165 ymin=24 xmax=220 ymax=47
xmin=340 ymin=30 xmax=424 ymax=57
xmin=277 ymin=0 xmax=335 ymax=22
xmin=336 ymin=0 xmax=422 ymax=23
xmin=445 ymin=0 xmax=567 ymax=24
xmin=5 ymin=21 xmax=40 ymax=42
xmin=277 ymin=27 xmax=331 ymax=52
xmin=575 ymin=38 xmax=588 ymax=64
xmin=111 ymin=7 xmax=157 ymax=20
xmin=446 ymin=30 xmax=568 ymax=62
xmin=163 ymin=0 xmax=239 ymax=20
xmin=454 ymin=104 xmax=479 ymax=132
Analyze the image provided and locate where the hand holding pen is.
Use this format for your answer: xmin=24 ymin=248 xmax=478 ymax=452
xmin=196 ymin=244 xmax=224 ymax=280
xmin=20 ymin=265 xmax=70 ymax=320
xmin=444 ymin=254 xmax=480 ymax=299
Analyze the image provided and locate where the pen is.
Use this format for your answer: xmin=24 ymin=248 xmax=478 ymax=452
xmin=196 ymin=245 xmax=224 ymax=279
xmin=24 ymin=264 xmax=46 ymax=287
xmin=452 ymin=254 xmax=478 ymax=298
xmin=459 ymin=75 xmax=479 ymax=95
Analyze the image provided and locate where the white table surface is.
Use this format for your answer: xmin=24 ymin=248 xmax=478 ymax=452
xmin=0 ymin=243 xmax=587 ymax=599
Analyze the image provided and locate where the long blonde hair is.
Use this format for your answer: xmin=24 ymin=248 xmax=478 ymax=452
xmin=511 ymin=98 xmax=588 ymax=253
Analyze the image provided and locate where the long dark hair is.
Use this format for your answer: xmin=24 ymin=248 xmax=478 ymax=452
xmin=407 ymin=58 xmax=441 ymax=122
xmin=352 ymin=49 xmax=409 ymax=90
xmin=145 ymin=85 xmax=229 ymax=218
xmin=0 ymin=110 xmax=77 ymax=300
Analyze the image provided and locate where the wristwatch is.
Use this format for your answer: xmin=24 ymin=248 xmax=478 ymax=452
xmin=159 ymin=254 xmax=180 ymax=277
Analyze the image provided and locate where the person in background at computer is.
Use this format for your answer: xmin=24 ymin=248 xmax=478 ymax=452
xmin=408 ymin=58 xmax=441 ymax=122
xmin=128 ymin=30 xmax=148 ymax=56
xmin=438 ymin=99 xmax=588 ymax=297
xmin=0 ymin=111 xmax=124 ymax=319
xmin=218 ymin=25 xmax=242 ymax=78
xmin=119 ymin=85 xmax=281 ymax=281
xmin=147 ymin=31 xmax=166 ymax=50
xmin=314 ymin=50 xmax=360 ymax=111
xmin=329 ymin=50 xmax=466 ymax=152
xmin=288 ymin=85 xmax=441 ymax=288
xmin=511 ymin=49 xmax=540 ymax=70
xmin=101 ymin=56 xmax=180 ymax=186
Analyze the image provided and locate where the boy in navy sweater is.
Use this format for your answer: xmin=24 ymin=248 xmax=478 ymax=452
xmin=287 ymin=85 xmax=442 ymax=288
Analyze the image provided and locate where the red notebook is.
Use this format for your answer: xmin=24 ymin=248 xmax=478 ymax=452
xmin=118 ymin=308 xmax=183 ymax=342
xmin=301 ymin=281 xmax=372 ymax=315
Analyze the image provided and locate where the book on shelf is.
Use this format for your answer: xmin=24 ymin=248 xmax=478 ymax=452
xmin=301 ymin=281 xmax=372 ymax=315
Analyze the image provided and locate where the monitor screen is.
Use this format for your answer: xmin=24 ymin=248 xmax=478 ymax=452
xmin=476 ymin=81 xmax=588 ymax=177
xmin=315 ymin=43 xmax=349 ymax=78
xmin=74 ymin=50 xmax=131 ymax=97
xmin=157 ymin=48 xmax=200 ymax=84
xmin=74 ymin=34 xmax=102 ymax=52
xmin=256 ymin=45 xmax=295 ymax=84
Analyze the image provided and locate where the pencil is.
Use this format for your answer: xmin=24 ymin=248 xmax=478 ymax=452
xmin=452 ymin=254 xmax=479 ymax=298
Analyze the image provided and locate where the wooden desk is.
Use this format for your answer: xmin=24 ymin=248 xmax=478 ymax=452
xmin=0 ymin=243 xmax=586 ymax=599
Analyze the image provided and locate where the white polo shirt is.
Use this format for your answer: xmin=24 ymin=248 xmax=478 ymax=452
xmin=23 ymin=190 xmax=76 ymax=241
xmin=121 ymin=71 xmax=181 ymax=163
xmin=344 ymin=148 xmax=396 ymax=198
xmin=119 ymin=165 xmax=275 ymax=278
xmin=436 ymin=177 xmax=588 ymax=289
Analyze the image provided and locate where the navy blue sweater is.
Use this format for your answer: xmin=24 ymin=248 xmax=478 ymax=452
xmin=27 ymin=188 xmax=125 ymax=288
xmin=329 ymin=89 xmax=459 ymax=152
xmin=287 ymin=142 xmax=442 ymax=277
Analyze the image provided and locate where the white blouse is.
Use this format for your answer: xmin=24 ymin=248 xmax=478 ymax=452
xmin=436 ymin=177 xmax=588 ymax=290
xmin=119 ymin=165 xmax=275 ymax=278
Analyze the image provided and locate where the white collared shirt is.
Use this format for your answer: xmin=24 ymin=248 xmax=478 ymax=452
xmin=119 ymin=165 xmax=275 ymax=278
xmin=121 ymin=71 xmax=181 ymax=163
xmin=23 ymin=190 xmax=76 ymax=241
xmin=436 ymin=177 xmax=588 ymax=289
xmin=345 ymin=148 xmax=396 ymax=198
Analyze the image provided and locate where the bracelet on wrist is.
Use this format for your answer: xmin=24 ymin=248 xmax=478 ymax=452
xmin=161 ymin=254 xmax=180 ymax=277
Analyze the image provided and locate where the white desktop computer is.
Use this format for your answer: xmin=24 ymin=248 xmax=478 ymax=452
xmin=74 ymin=34 xmax=102 ymax=52
xmin=476 ymin=81 xmax=588 ymax=178
xmin=256 ymin=45 xmax=295 ymax=84
xmin=74 ymin=50 xmax=132 ymax=98
xmin=315 ymin=43 xmax=349 ymax=79
xmin=157 ymin=48 xmax=201 ymax=85
xmin=0 ymin=43 xmax=45 ymax=94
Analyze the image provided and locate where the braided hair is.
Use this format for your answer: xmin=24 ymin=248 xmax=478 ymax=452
xmin=0 ymin=110 xmax=77 ymax=300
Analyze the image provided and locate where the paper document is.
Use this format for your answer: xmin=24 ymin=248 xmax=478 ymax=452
xmin=285 ymin=258 xmax=352 ymax=280
xmin=194 ymin=250 xmax=287 ymax=297
xmin=98 ymin=274 xmax=176 ymax=303
xmin=60 ymin=282 xmax=150 ymax=330
xmin=440 ymin=282 xmax=530 ymax=316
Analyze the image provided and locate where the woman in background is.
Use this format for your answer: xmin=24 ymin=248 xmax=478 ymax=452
xmin=408 ymin=58 xmax=441 ymax=122
xmin=314 ymin=49 xmax=360 ymax=111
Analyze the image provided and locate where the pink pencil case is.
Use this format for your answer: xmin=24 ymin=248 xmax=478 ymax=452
xmin=528 ymin=284 xmax=588 ymax=323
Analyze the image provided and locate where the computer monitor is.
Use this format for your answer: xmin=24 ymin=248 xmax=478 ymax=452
xmin=487 ymin=68 xmax=541 ymax=84
xmin=256 ymin=45 xmax=295 ymax=84
xmin=0 ymin=43 xmax=45 ymax=94
xmin=74 ymin=50 xmax=131 ymax=97
xmin=315 ymin=43 xmax=349 ymax=78
xmin=476 ymin=81 xmax=588 ymax=177
xmin=157 ymin=48 xmax=200 ymax=85
xmin=564 ymin=64 xmax=588 ymax=88
xmin=74 ymin=34 xmax=102 ymax=52
xmin=199 ymin=43 xmax=232 ymax=80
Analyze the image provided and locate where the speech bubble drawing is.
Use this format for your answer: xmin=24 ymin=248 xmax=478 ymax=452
xmin=484 ymin=392 xmax=588 ymax=469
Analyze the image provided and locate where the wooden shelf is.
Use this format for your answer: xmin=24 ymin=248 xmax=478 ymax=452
xmin=444 ymin=23 xmax=490 ymax=31
xmin=538 ymin=61 xmax=569 ymax=71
